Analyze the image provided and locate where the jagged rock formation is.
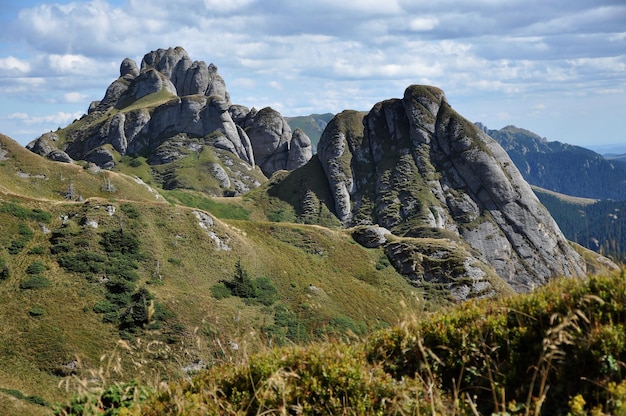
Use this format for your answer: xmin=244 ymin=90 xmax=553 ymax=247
xmin=312 ymin=85 xmax=588 ymax=296
xmin=27 ymin=47 xmax=312 ymax=195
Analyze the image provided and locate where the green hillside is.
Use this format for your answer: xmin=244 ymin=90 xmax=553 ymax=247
xmin=58 ymin=271 xmax=626 ymax=416
xmin=533 ymin=186 xmax=626 ymax=262
xmin=0 ymin=136 xmax=430 ymax=415
xmin=1 ymin=128 xmax=623 ymax=415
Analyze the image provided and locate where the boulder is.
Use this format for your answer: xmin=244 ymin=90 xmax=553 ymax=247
xmin=26 ymin=132 xmax=59 ymax=157
xmin=85 ymin=147 xmax=116 ymax=169
xmin=121 ymin=69 xmax=177 ymax=104
xmin=351 ymin=226 xmax=391 ymax=248
xmin=120 ymin=58 xmax=139 ymax=78
xmin=287 ymin=128 xmax=313 ymax=170
xmin=48 ymin=150 xmax=73 ymax=163
xmin=246 ymin=107 xmax=292 ymax=176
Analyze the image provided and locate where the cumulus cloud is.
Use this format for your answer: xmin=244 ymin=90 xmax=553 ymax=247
xmin=64 ymin=92 xmax=87 ymax=103
xmin=10 ymin=111 xmax=85 ymax=126
xmin=0 ymin=56 xmax=31 ymax=74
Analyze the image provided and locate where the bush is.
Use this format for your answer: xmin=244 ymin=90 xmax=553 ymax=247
xmin=120 ymin=204 xmax=140 ymax=219
xmin=28 ymin=246 xmax=45 ymax=255
xmin=26 ymin=261 xmax=46 ymax=275
xmin=55 ymin=380 xmax=150 ymax=416
xmin=31 ymin=208 xmax=52 ymax=223
xmin=18 ymin=223 xmax=33 ymax=239
xmin=93 ymin=301 xmax=118 ymax=314
xmin=28 ymin=307 xmax=46 ymax=317
xmin=20 ymin=275 xmax=51 ymax=290
xmin=101 ymin=230 xmax=140 ymax=256
xmin=0 ymin=258 xmax=9 ymax=281
xmin=225 ymin=260 xmax=256 ymax=299
xmin=58 ymin=251 xmax=107 ymax=273
xmin=210 ymin=283 xmax=231 ymax=300
xmin=254 ymin=276 xmax=278 ymax=306
xmin=129 ymin=158 xmax=143 ymax=167
xmin=7 ymin=240 xmax=25 ymax=255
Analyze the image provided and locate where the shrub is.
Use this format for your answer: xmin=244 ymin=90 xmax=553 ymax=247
xmin=120 ymin=203 xmax=140 ymax=219
xmin=0 ymin=258 xmax=9 ymax=281
xmin=26 ymin=261 xmax=46 ymax=275
xmin=28 ymin=246 xmax=45 ymax=255
xmin=101 ymin=230 xmax=140 ymax=256
xmin=93 ymin=301 xmax=118 ymax=314
xmin=0 ymin=202 xmax=30 ymax=219
xmin=225 ymin=260 xmax=256 ymax=299
xmin=324 ymin=315 xmax=368 ymax=337
xmin=58 ymin=252 xmax=107 ymax=273
xmin=31 ymin=208 xmax=52 ymax=223
xmin=55 ymin=380 xmax=150 ymax=416
xmin=167 ymin=257 xmax=182 ymax=266
xmin=129 ymin=158 xmax=143 ymax=167
xmin=28 ymin=307 xmax=46 ymax=317
xmin=50 ymin=242 xmax=72 ymax=254
xmin=20 ymin=275 xmax=51 ymax=290
xmin=219 ymin=262 xmax=278 ymax=305
xmin=18 ymin=223 xmax=33 ymax=239
xmin=210 ymin=282 xmax=232 ymax=300
xmin=254 ymin=276 xmax=278 ymax=306
xmin=7 ymin=240 xmax=25 ymax=255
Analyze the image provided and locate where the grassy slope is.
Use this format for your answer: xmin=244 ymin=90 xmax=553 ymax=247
xmin=0 ymin=135 xmax=426 ymax=414
xmin=0 ymin=134 xmax=161 ymax=204
xmin=121 ymin=271 xmax=626 ymax=416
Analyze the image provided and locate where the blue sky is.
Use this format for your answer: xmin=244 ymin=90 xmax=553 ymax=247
xmin=0 ymin=0 xmax=625 ymax=149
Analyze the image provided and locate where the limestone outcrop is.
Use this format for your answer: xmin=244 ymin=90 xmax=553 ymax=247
xmin=27 ymin=47 xmax=311 ymax=196
xmin=315 ymin=85 xmax=588 ymax=296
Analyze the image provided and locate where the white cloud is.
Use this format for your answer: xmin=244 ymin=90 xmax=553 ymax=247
xmin=0 ymin=56 xmax=31 ymax=74
xmin=409 ymin=17 xmax=439 ymax=31
xmin=48 ymin=54 xmax=97 ymax=75
xmin=64 ymin=92 xmax=87 ymax=103
xmin=8 ymin=112 xmax=29 ymax=120
xmin=13 ymin=111 xmax=85 ymax=126
xmin=268 ymin=81 xmax=283 ymax=90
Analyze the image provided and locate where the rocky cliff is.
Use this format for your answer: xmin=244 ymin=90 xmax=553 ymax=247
xmin=309 ymin=85 xmax=590 ymax=296
xmin=27 ymin=47 xmax=312 ymax=195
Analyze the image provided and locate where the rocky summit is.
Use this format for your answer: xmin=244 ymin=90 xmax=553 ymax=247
xmin=27 ymin=46 xmax=312 ymax=195
xmin=308 ymin=85 xmax=590 ymax=297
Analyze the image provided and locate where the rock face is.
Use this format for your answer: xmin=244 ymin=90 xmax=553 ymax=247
xmin=27 ymin=46 xmax=311 ymax=195
xmin=316 ymin=85 xmax=587 ymax=296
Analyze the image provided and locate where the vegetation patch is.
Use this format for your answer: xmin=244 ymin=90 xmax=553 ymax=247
xmin=164 ymin=189 xmax=250 ymax=220
xmin=68 ymin=271 xmax=626 ymax=415
xmin=0 ymin=202 xmax=51 ymax=223
xmin=214 ymin=260 xmax=278 ymax=306
xmin=51 ymin=222 xmax=172 ymax=337
xmin=19 ymin=275 xmax=51 ymax=290
xmin=0 ymin=257 xmax=9 ymax=281
xmin=0 ymin=388 xmax=50 ymax=408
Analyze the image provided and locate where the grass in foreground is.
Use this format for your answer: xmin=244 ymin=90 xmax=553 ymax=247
xmin=57 ymin=270 xmax=626 ymax=415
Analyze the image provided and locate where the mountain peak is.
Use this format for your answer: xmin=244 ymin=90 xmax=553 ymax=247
xmin=26 ymin=47 xmax=313 ymax=196
xmin=307 ymin=84 xmax=589 ymax=296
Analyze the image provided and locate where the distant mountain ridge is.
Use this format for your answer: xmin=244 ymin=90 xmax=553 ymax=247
xmin=477 ymin=123 xmax=626 ymax=200
xmin=284 ymin=113 xmax=335 ymax=152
